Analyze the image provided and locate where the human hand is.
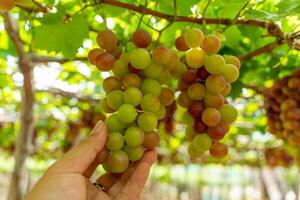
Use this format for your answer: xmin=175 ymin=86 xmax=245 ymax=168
xmin=25 ymin=121 xmax=157 ymax=200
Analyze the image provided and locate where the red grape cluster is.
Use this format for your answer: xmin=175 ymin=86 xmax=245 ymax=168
xmin=176 ymin=28 xmax=240 ymax=159
xmin=265 ymin=69 xmax=300 ymax=146
xmin=265 ymin=147 xmax=293 ymax=168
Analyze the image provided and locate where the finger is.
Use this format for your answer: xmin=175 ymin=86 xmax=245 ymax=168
xmin=48 ymin=121 xmax=107 ymax=174
xmin=86 ymin=179 xmax=111 ymax=200
xmin=116 ymin=150 xmax=157 ymax=200
xmin=83 ymin=148 xmax=108 ymax=178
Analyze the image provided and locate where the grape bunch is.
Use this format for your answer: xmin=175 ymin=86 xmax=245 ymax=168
xmin=88 ymin=29 xmax=176 ymax=173
xmin=176 ymin=28 xmax=240 ymax=159
xmin=264 ymin=147 xmax=293 ymax=168
xmin=265 ymin=69 xmax=300 ymax=146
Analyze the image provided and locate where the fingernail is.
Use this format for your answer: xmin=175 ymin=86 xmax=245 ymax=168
xmin=91 ymin=121 xmax=104 ymax=135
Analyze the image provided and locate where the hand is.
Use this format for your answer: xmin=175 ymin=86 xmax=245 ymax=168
xmin=26 ymin=121 xmax=157 ymax=200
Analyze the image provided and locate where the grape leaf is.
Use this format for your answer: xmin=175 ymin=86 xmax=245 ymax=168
xmin=276 ymin=0 xmax=300 ymax=15
xmin=224 ymin=26 xmax=241 ymax=49
xmin=33 ymin=14 xmax=89 ymax=60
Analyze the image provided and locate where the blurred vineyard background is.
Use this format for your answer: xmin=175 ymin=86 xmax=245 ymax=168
xmin=0 ymin=0 xmax=300 ymax=199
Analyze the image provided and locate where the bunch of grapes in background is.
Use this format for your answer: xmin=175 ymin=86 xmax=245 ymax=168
xmin=88 ymin=29 xmax=176 ymax=173
xmin=176 ymin=28 xmax=240 ymax=159
xmin=264 ymin=147 xmax=293 ymax=168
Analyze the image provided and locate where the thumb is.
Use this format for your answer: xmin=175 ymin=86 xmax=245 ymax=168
xmin=48 ymin=121 xmax=107 ymax=174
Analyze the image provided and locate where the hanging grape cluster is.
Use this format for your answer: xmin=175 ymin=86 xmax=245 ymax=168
xmin=88 ymin=28 xmax=240 ymax=173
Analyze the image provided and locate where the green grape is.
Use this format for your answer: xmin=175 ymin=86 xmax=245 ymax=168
xmin=204 ymin=54 xmax=225 ymax=74
xmin=112 ymin=60 xmax=129 ymax=77
xmin=141 ymin=79 xmax=161 ymax=96
xmin=105 ymin=151 xmax=129 ymax=173
xmin=123 ymin=145 xmax=144 ymax=161
xmin=185 ymin=125 xmax=197 ymax=141
xmin=152 ymin=46 xmax=172 ymax=65
xmin=106 ymin=114 xmax=126 ymax=132
xmin=202 ymin=108 xmax=221 ymax=127
xmin=122 ymin=73 xmax=142 ymax=89
xmin=184 ymin=28 xmax=204 ymax=48
xmin=141 ymin=94 xmax=161 ymax=112
xmin=221 ymin=64 xmax=239 ymax=83
xmin=201 ymin=34 xmax=221 ymax=54
xmin=117 ymin=104 xmax=137 ymax=123
xmin=177 ymin=91 xmax=192 ymax=108
xmin=137 ymin=112 xmax=158 ymax=132
xmin=221 ymin=83 xmax=231 ymax=96
xmin=224 ymin=55 xmax=241 ymax=69
xmin=143 ymin=131 xmax=160 ymax=150
xmin=187 ymin=83 xmax=206 ymax=100
xmin=205 ymin=74 xmax=226 ymax=93
xmin=154 ymin=105 xmax=166 ymax=120
xmin=129 ymin=48 xmax=151 ymax=69
xmin=219 ymin=104 xmax=238 ymax=123
xmin=124 ymin=126 xmax=144 ymax=147
xmin=188 ymin=143 xmax=204 ymax=158
xmin=101 ymin=97 xmax=115 ymax=113
xmin=106 ymin=132 xmax=124 ymax=151
xmin=123 ymin=87 xmax=143 ymax=106
xmin=107 ymin=90 xmax=124 ymax=110
xmin=103 ymin=76 xmax=122 ymax=94
xmin=171 ymin=62 xmax=187 ymax=79
xmin=185 ymin=48 xmax=205 ymax=69
xmin=192 ymin=133 xmax=212 ymax=152
xmin=143 ymin=62 xmax=162 ymax=78
xmin=156 ymin=69 xmax=172 ymax=84
xmin=204 ymin=92 xmax=224 ymax=108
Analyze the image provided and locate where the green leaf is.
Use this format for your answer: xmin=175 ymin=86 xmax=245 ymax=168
xmin=33 ymin=14 xmax=89 ymax=60
xmin=276 ymin=0 xmax=300 ymax=15
xmin=224 ymin=26 xmax=241 ymax=49
xmin=244 ymin=9 xmax=279 ymax=20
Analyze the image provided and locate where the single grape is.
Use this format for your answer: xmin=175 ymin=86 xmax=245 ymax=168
xmin=123 ymin=87 xmax=143 ymax=106
xmin=141 ymin=79 xmax=161 ymax=96
xmin=192 ymin=133 xmax=212 ymax=152
xmin=112 ymin=59 xmax=129 ymax=77
xmin=204 ymin=92 xmax=224 ymax=108
xmin=177 ymin=91 xmax=192 ymax=108
xmin=204 ymin=54 xmax=225 ymax=74
xmin=156 ymin=69 xmax=172 ymax=84
xmin=182 ymin=69 xmax=197 ymax=84
xmin=196 ymin=67 xmax=210 ymax=80
xmin=209 ymin=142 xmax=228 ymax=159
xmin=141 ymin=94 xmax=161 ymax=112
xmin=187 ymin=83 xmax=206 ymax=100
xmin=143 ymin=131 xmax=160 ymax=150
xmin=175 ymin=35 xmax=190 ymax=51
xmin=106 ymin=114 xmax=126 ymax=133
xmin=123 ymin=145 xmax=144 ymax=161
xmin=188 ymin=143 xmax=204 ymax=158
xmin=201 ymin=35 xmax=221 ymax=54
xmin=129 ymin=48 xmax=151 ymax=69
xmin=117 ymin=104 xmax=137 ymax=123
xmin=105 ymin=151 xmax=129 ymax=173
xmin=224 ymin=55 xmax=241 ymax=69
xmin=159 ymin=87 xmax=175 ymax=106
xmin=137 ymin=112 xmax=158 ymax=131
xmin=107 ymin=90 xmax=124 ymax=110
xmin=97 ymin=30 xmax=118 ymax=53
xmin=143 ymin=62 xmax=162 ymax=79
xmin=101 ymin=97 xmax=116 ymax=113
xmin=106 ymin=132 xmax=124 ymax=151
xmin=122 ymin=73 xmax=142 ymax=89
xmin=205 ymin=74 xmax=226 ymax=93
xmin=88 ymin=48 xmax=104 ymax=65
xmin=184 ymin=28 xmax=204 ymax=48
xmin=132 ymin=29 xmax=152 ymax=48
xmin=152 ymin=46 xmax=172 ymax=65
xmin=207 ymin=123 xmax=229 ymax=140
xmin=124 ymin=126 xmax=144 ymax=147
xmin=188 ymin=101 xmax=205 ymax=118
xmin=186 ymin=48 xmax=205 ymax=69
xmin=202 ymin=108 xmax=221 ymax=127
xmin=171 ymin=62 xmax=187 ymax=79
xmin=95 ymin=52 xmax=115 ymax=71
xmin=103 ymin=76 xmax=122 ymax=94
xmin=193 ymin=118 xmax=207 ymax=133
xmin=154 ymin=105 xmax=166 ymax=120
xmin=219 ymin=104 xmax=238 ymax=123
xmin=221 ymin=83 xmax=231 ymax=96
xmin=185 ymin=125 xmax=198 ymax=140
xmin=221 ymin=64 xmax=239 ymax=83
